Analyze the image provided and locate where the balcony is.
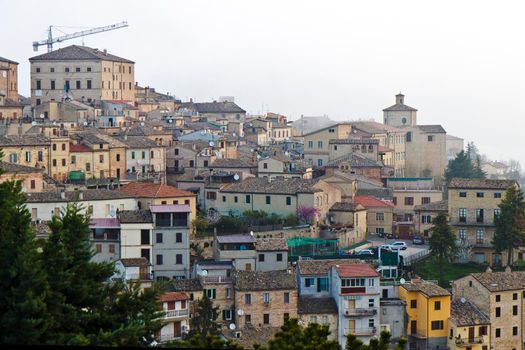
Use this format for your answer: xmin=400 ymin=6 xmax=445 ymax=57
xmin=451 ymin=220 xmax=494 ymax=227
xmin=455 ymin=336 xmax=485 ymax=346
xmin=164 ymin=308 xmax=189 ymax=319
xmin=201 ymin=275 xmax=232 ymax=284
xmin=345 ymin=327 xmax=377 ymax=336
xmin=344 ymin=308 xmax=377 ymax=317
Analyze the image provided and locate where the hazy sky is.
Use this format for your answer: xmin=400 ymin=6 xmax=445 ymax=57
xmin=2 ymin=0 xmax=525 ymax=165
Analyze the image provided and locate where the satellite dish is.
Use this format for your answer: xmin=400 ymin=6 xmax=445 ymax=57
xmin=40 ymin=113 xmax=45 ymax=119
xmin=201 ymin=270 xmax=208 ymax=276
xmin=460 ymin=297 xmax=466 ymax=303
xmin=233 ymin=174 xmax=240 ymax=181
xmin=229 ymin=323 xmax=236 ymax=331
xmin=31 ymin=121 xmax=37 ymax=126
xmin=140 ymin=122 xmax=145 ymax=127
xmin=209 ymin=141 xmax=215 ymax=147
xmin=250 ymin=231 xmax=254 ymax=236
xmin=53 ymin=121 xmax=57 ymax=125
xmin=399 ymin=278 xmax=406 ymax=284
xmin=83 ymin=121 xmax=88 ymax=126
xmin=237 ymin=309 xmax=244 ymax=316
xmin=297 ymin=320 xmax=303 ymax=326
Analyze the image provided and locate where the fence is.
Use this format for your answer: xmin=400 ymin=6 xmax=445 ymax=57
xmin=403 ymin=249 xmax=430 ymax=266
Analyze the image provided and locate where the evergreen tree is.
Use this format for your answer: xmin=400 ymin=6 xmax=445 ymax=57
xmin=165 ymin=333 xmax=244 ymax=349
xmin=187 ymin=295 xmax=221 ymax=344
xmin=346 ymin=331 xmax=405 ymax=350
xmin=429 ymin=213 xmax=458 ymax=285
xmin=444 ymin=150 xmax=486 ymax=183
xmin=0 ymin=169 xmax=49 ymax=344
xmin=492 ymin=186 xmax=525 ymax=266
xmin=345 ymin=334 xmax=364 ymax=350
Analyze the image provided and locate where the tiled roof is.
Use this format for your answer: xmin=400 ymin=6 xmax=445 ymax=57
xmin=471 ymin=271 xmax=525 ymax=292
xmin=118 ymin=182 xmax=195 ymax=198
xmin=29 ymin=45 xmax=134 ymax=63
xmin=120 ymin=258 xmax=150 ymax=267
xmin=0 ymin=56 xmax=18 ymax=64
xmin=354 ymin=195 xmax=394 ymax=208
xmin=118 ymin=123 xmax=171 ymax=137
xmin=149 ymin=204 xmax=191 ymax=213
xmin=448 ymin=178 xmax=518 ymax=190
xmin=335 ymin=263 xmax=380 ymax=278
xmin=179 ymin=101 xmax=246 ymax=114
xmin=329 ymin=138 xmax=379 ymax=145
xmin=297 ymin=296 xmax=338 ymax=315
xmin=159 ymin=292 xmax=189 ymax=302
xmin=0 ymin=134 xmax=50 ymax=146
xmin=114 ymin=135 xmax=160 ymax=148
xmin=69 ymin=142 xmax=91 ymax=152
xmin=211 ymin=158 xmax=255 ymax=168
xmin=417 ymin=125 xmax=446 ymax=133
xmin=234 ymin=270 xmax=296 ymax=291
xmin=401 ymin=281 xmax=450 ymax=297
xmin=298 ymin=259 xmax=359 ymax=276
xmin=255 ymin=238 xmax=288 ymax=251
xmin=414 ymin=200 xmax=448 ymax=212
xmin=25 ymin=189 xmax=133 ymax=203
xmin=118 ymin=210 xmax=153 ymax=224
xmin=171 ymin=278 xmax=203 ymax=292
xmin=216 ymin=234 xmax=256 ymax=244
xmin=89 ymin=218 xmax=120 ymax=228
xmin=350 ymin=121 xmax=404 ymax=134
xmin=450 ymin=299 xmax=490 ymax=326
xmin=2 ymin=98 xmax=23 ymax=107
xmin=221 ymin=177 xmax=321 ymax=195
xmin=0 ymin=161 xmax=42 ymax=173
xmin=329 ymin=202 xmax=365 ymax=212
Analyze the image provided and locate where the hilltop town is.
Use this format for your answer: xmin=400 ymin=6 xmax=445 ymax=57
xmin=1 ymin=46 xmax=525 ymax=350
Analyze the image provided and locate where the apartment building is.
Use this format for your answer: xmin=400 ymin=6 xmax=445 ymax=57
xmin=328 ymin=138 xmax=380 ymax=163
xmin=29 ymin=45 xmax=135 ymax=106
xmin=328 ymin=202 xmax=368 ymax=247
xmin=213 ymin=234 xmax=257 ymax=271
xmin=158 ymin=292 xmax=190 ymax=342
xmin=0 ymin=162 xmax=48 ymax=193
xmin=69 ymin=132 xmax=110 ymax=179
xmin=254 ymin=238 xmax=288 ymax=272
xmin=354 ymin=195 xmax=394 ymax=237
xmin=115 ymin=135 xmax=166 ymax=181
xmin=118 ymin=210 xmax=154 ymax=264
xmin=303 ymin=123 xmax=353 ymax=167
xmin=257 ymin=155 xmax=312 ymax=180
xmin=0 ymin=134 xmax=50 ymax=172
xmin=89 ymin=218 xmax=120 ymax=263
xmin=177 ymin=100 xmax=246 ymax=122
xmin=399 ymin=279 xmax=451 ymax=350
xmin=448 ymin=178 xmax=519 ymax=266
xmin=414 ymin=200 xmax=448 ymax=237
xmin=0 ymin=90 xmax=23 ymax=121
xmin=297 ymin=296 xmax=339 ymax=341
xmin=448 ymin=299 xmax=490 ymax=350
xmin=452 ymin=270 xmax=525 ymax=350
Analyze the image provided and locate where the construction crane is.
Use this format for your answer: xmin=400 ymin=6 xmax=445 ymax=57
xmin=32 ymin=21 xmax=129 ymax=52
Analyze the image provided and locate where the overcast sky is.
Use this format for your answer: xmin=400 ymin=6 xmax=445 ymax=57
xmin=2 ymin=0 xmax=524 ymax=165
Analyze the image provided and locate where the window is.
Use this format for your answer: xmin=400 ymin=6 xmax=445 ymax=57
xmin=495 ymin=328 xmax=501 ymax=338
xmin=245 ymin=294 xmax=251 ymax=304
xmin=476 ymin=209 xmax=484 ymax=223
xmin=245 ymin=314 xmax=251 ymax=324
xmin=99 ymin=154 xmax=104 ymax=163
xmin=204 ymin=288 xmax=216 ymax=299
xmin=434 ymin=301 xmax=441 ymax=310
xmin=141 ymin=151 xmax=146 ymax=159
xmin=156 ymin=254 xmax=163 ymax=265
xmin=176 ymin=232 xmax=183 ymax=243
xmin=95 ymin=244 xmax=102 ymax=253
xmin=496 ymin=294 xmax=501 ymax=302
xmin=222 ymin=195 xmax=226 ymax=202
xmin=404 ymin=197 xmax=414 ymax=205
xmin=38 ymin=151 xmax=43 ymax=162
xmin=263 ymin=292 xmax=270 ymax=303
xmin=76 ymin=80 xmax=81 ymax=89
xmin=234 ymin=196 xmax=238 ymax=203
xmin=36 ymin=80 xmax=41 ymax=89
xmin=156 ymin=233 xmax=163 ymax=243
xmin=495 ymin=307 xmax=501 ymax=317
xmin=376 ymin=212 xmax=385 ymax=221
xmin=477 ymin=192 xmax=484 ymax=198
xmin=52 ymin=143 xmax=57 ymax=151
xmin=494 ymin=192 xmax=502 ymax=198
xmin=494 ymin=209 xmax=501 ymax=217
xmin=406 ymin=132 xmax=412 ymax=142
xmin=30 ymin=180 xmax=36 ymax=189
xmin=140 ymin=229 xmax=150 ymax=244
xmin=317 ymin=141 xmax=323 ymax=148
xmin=422 ymin=215 xmax=432 ymax=224
xmin=61 ymin=158 xmax=66 ymax=166
xmin=263 ymin=314 xmax=270 ymax=324
xmin=286 ymin=197 xmax=292 ymax=206
xmin=369 ymin=298 xmax=374 ymax=307
xmin=421 ymin=197 xmax=431 ymax=204
xmin=476 ymin=229 xmax=484 ymax=243
xmin=317 ymin=159 xmax=323 ymax=167
xmin=427 ymin=135 xmax=434 ymax=142
xmin=64 ymin=80 xmax=70 ymax=91
xmin=410 ymin=300 xmax=417 ymax=308
xmin=310 ymin=315 xmax=317 ymax=324
xmin=459 ymin=192 xmax=467 ymax=197
xmin=263 ymin=162 xmax=268 ymax=169
xmin=308 ymin=141 xmax=313 ymax=148
xmin=329 ymin=128 xmax=335 ymax=133
xmin=85 ymin=162 xmax=91 ymax=171
xmin=36 ymin=98 xmax=41 ymax=105
xmin=245 ymin=195 xmax=251 ymax=203
xmin=513 ymin=305 xmax=518 ymax=315
xmin=75 ymin=67 xmax=80 ymax=72
xmin=276 ymin=253 xmax=283 ymax=262
xmin=284 ymin=292 xmax=290 ymax=304
xmin=50 ymin=80 xmax=56 ymax=89
xmin=259 ymin=253 xmax=265 ymax=262
xmin=131 ymin=151 xmax=135 ymax=159
xmin=431 ymin=320 xmax=444 ymax=330
xmin=52 ymin=159 xmax=57 ymax=167
xmin=226 ymin=288 xmax=231 ymax=299
xmin=176 ymin=254 xmax=183 ymax=264
xmin=514 ymin=293 xmax=518 ymax=300
xmin=459 ymin=229 xmax=467 ymax=239
xmin=459 ymin=208 xmax=467 ymax=222
xmin=266 ymin=196 xmax=271 ymax=204
xmin=479 ymin=326 xmax=487 ymax=336
xmin=368 ymin=319 xmax=375 ymax=328
xmin=87 ymin=67 xmax=92 ymax=72
xmin=305 ymin=278 xmax=315 ymax=287
xmin=513 ymin=326 xmax=518 ymax=336
xmin=222 ymin=309 xmax=232 ymax=321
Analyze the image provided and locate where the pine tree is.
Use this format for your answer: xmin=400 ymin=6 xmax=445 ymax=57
xmin=187 ymin=295 xmax=221 ymax=344
xmin=444 ymin=149 xmax=486 ymax=183
xmin=429 ymin=213 xmax=458 ymax=285
xmin=492 ymin=186 xmax=525 ymax=266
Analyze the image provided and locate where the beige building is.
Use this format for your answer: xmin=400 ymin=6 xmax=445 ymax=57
xmin=297 ymin=296 xmax=338 ymax=341
xmin=257 ymin=155 xmax=312 ymax=180
xmin=452 ymin=270 xmax=525 ymax=350
xmin=0 ymin=56 xmax=19 ymax=101
xmin=0 ymin=162 xmax=49 ymax=193
xmin=448 ymin=178 xmax=519 ymax=266
xmin=0 ymin=134 xmax=51 ymax=173
xmin=383 ymin=93 xmax=418 ymax=128
xmin=404 ymin=125 xmax=447 ymax=184
xmin=303 ymin=123 xmax=353 ymax=167
xmin=0 ymin=93 xmax=23 ymax=121
xmin=446 ymin=135 xmax=464 ymax=162
xmin=29 ymin=45 xmax=135 ymax=106
xmin=354 ymin=195 xmax=394 ymax=236
xmin=448 ymin=299 xmax=491 ymax=350
xmin=327 ymin=202 xmax=367 ymax=247
xmin=414 ymin=200 xmax=448 ymax=238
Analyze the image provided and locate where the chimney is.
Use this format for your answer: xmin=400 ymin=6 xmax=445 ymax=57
xmin=485 ymin=266 xmax=493 ymax=273
xmin=103 ymin=48 xmax=107 ymax=55
xmin=189 ymin=98 xmax=193 ymax=103
xmin=396 ymin=93 xmax=404 ymax=105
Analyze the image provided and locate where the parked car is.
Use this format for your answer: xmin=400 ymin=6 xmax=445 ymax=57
xmin=377 ymin=231 xmax=394 ymax=239
xmin=378 ymin=244 xmax=393 ymax=251
xmin=412 ymin=235 xmax=425 ymax=245
xmin=390 ymin=241 xmax=408 ymax=250
xmin=356 ymin=249 xmax=374 ymax=256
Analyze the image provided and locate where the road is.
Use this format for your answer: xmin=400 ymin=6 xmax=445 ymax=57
xmin=365 ymin=234 xmax=429 ymax=260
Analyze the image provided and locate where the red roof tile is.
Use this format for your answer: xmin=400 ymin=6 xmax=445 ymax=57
xmin=118 ymin=182 xmax=195 ymax=198
xmin=354 ymin=195 xmax=394 ymax=208
xmin=69 ymin=142 xmax=91 ymax=152
xmin=335 ymin=263 xmax=379 ymax=278
xmin=159 ymin=292 xmax=189 ymax=302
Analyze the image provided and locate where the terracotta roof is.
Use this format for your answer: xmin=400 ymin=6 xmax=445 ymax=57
xmin=378 ymin=145 xmax=394 ymax=153
xmin=29 ymin=45 xmax=134 ymax=63
xmin=414 ymin=200 xmax=448 ymax=212
xmin=354 ymin=195 xmax=394 ymax=208
xmin=0 ymin=134 xmax=49 ymax=146
xmin=255 ymin=238 xmax=288 ymax=251
xmin=178 ymin=101 xmax=246 ymax=114
xmin=298 ymin=296 xmax=338 ymax=315
xmin=234 ymin=270 xmax=296 ymax=291
xmin=0 ymin=161 xmax=42 ymax=173
xmin=118 ymin=210 xmax=153 ymax=224
xmin=221 ymin=177 xmax=322 ymax=195
xmin=159 ymin=292 xmax=189 ymax=302
xmin=401 ymin=281 xmax=450 ymax=297
xmin=118 ymin=182 xmax=195 ymax=198
xmin=450 ymin=299 xmax=490 ymax=326
xmin=417 ymin=125 xmax=446 ymax=133
xmin=69 ymin=142 xmax=91 ymax=152
xmin=298 ymin=259 xmax=360 ymax=276
xmin=471 ymin=271 xmax=525 ymax=292
xmin=448 ymin=178 xmax=518 ymax=190
xmin=114 ymin=135 xmax=159 ymax=148
xmin=0 ymin=56 xmax=18 ymax=64
xmin=171 ymin=278 xmax=203 ymax=292
xmin=350 ymin=121 xmax=404 ymax=134
xmin=120 ymin=258 xmax=150 ymax=267
xmin=335 ymin=263 xmax=380 ymax=278
xmin=329 ymin=202 xmax=365 ymax=212
xmin=211 ymin=158 xmax=255 ymax=168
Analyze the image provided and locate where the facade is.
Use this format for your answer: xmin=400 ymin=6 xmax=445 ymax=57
xmin=328 ymin=202 xmax=367 ymax=247
xmin=257 ymin=156 xmax=312 ymax=180
xmin=448 ymin=299 xmax=490 ymax=350
xmin=448 ymin=178 xmax=519 ymax=266
xmin=446 ymin=135 xmax=464 ymax=161
xmin=0 ymin=161 xmax=47 ymax=193
xmin=118 ymin=210 xmax=154 ymax=265
xmin=158 ymin=292 xmax=190 ymax=342
xmin=404 ymin=125 xmax=447 ymax=184
xmin=399 ymin=279 xmax=451 ymax=350
xmin=414 ymin=200 xmax=448 ymax=237
xmin=383 ymin=93 xmax=418 ymax=128
xmin=254 ymin=238 xmax=288 ymax=272
xmin=214 ymin=234 xmax=257 ymax=271
xmin=303 ymin=123 xmax=353 ymax=167
xmin=354 ymin=195 xmax=394 ymax=237
xmin=0 ymin=91 xmax=23 ymax=121
xmin=89 ymin=218 xmax=120 ymax=263
xmin=297 ymin=296 xmax=339 ymax=340
xmin=0 ymin=56 xmax=19 ymax=101
xmin=115 ymin=135 xmax=166 ymax=181
xmin=29 ymin=45 xmax=135 ymax=106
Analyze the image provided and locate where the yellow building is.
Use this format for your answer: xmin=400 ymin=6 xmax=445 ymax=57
xmin=399 ymin=279 xmax=451 ymax=350
xmin=448 ymin=299 xmax=490 ymax=350
xmin=0 ymin=134 xmax=50 ymax=172
xmin=303 ymin=123 xmax=353 ymax=167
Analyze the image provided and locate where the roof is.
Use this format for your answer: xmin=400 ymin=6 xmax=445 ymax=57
xmin=69 ymin=143 xmax=92 ymax=152
xmin=354 ymin=195 xmax=394 ymax=208
xmin=356 ymin=188 xmax=393 ymax=200
xmin=255 ymin=238 xmax=288 ymax=251
xmin=118 ymin=210 xmax=153 ymax=224
xmin=0 ymin=134 xmax=50 ymax=146
xmin=221 ymin=177 xmax=321 ymax=195
xmin=450 ymin=299 xmax=490 ymax=326
xmin=234 ymin=270 xmax=296 ymax=291
xmin=301 ymin=122 xmax=353 ymax=137
xmin=211 ymin=158 xmax=255 ymax=168
xmin=329 ymin=138 xmax=379 ymax=145
xmin=414 ymin=200 xmax=448 ymax=212
xmin=1 ymin=97 xmax=23 ymax=107
xmin=470 ymin=271 xmax=525 ymax=292
xmin=159 ymin=292 xmax=189 ymax=302
xmin=417 ymin=125 xmax=446 ymax=133
xmin=329 ymin=202 xmax=365 ymax=212
xmin=350 ymin=121 xmax=404 ymax=134
xmin=25 ymin=189 xmax=133 ymax=203
xmin=297 ymin=259 xmax=359 ymax=276
xmin=335 ymin=263 xmax=380 ymax=278
xmin=171 ymin=278 xmax=203 ymax=292
xmin=29 ymin=45 xmax=134 ymax=63
xmin=149 ymin=204 xmax=191 ymax=213
xmin=114 ymin=135 xmax=159 ymax=148
xmin=0 ymin=161 xmax=42 ymax=174
xmin=197 ymin=260 xmax=233 ymax=270
xmin=0 ymin=56 xmax=18 ymax=64
xmin=448 ymin=178 xmax=518 ymax=190
xmin=179 ymin=101 xmax=246 ymax=114
xmin=118 ymin=182 xmax=195 ymax=198
xmin=382 ymin=95 xmax=418 ymax=112
xmin=216 ymin=234 xmax=256 ymax=244
xmin=89 ymin=218 xmax=120 ymax=228
xmin=298 ymin=296 xmax=338 ymax=315
xmin=401 ymin=281 xmax=450 ymax=297
xmin=120 ymin=257 xmax=150 ymax=267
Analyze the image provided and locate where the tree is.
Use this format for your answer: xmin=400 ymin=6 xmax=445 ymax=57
xmin=444 ymin=150 xmax=486 ymax=183
xmin=191 ymin=214 xmax=209 ymax=236
xmin=346 ymin=331 xmax=406 ymax=350
xmin=0 ymin=170 xmax=50 ymax=345
xmin=164 ymin=333 xmax=244 ymax=349
xmin=429 ymin=213 xmax=458 ymax=285
xmin=187 ymin=295 xmax=220 ymax=345
xmin=492 ymin=186 xmax=525 ymax=266
xmin=297 ymin=206 xmax=318 ymax=225
xmin=255 ymin=317 xmax=339 ymax=350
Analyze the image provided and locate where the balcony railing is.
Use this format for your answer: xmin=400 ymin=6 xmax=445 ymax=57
xmin=123 ymin=273 xmax=154 ymax=281
xmin=159 ymin=333 xmax=185 ymax=342
xmin=344 ymin=308 xmax=377 ymax=317
xmin=201 ymin=276 xmax=232 ymax=284
xmin=345 ymin=327 xmax=377 ymax=336
xmin=164 ymin=309 xmax=189 ymax=319
xmin=455 ymin=336 xmax=485 ymax=346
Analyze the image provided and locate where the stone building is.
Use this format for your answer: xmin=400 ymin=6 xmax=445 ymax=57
xmin=354 ymin=195 xmax=394 ymax=237
xmin=0 ymin=56 xmax=19 ymax=101
xmin=404 ymin=125 xmax=447 ymax=184
xmin=447 ymin=299 xmax=491 ymax=350
xmin=383 ymin=93 xmax=418 ymax=128
xmin=297 ymin=296 xmax=339 ymax=340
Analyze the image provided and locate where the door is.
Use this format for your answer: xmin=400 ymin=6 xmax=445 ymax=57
xmin=173 ymin=321 xmax=181 ymax=338
xmin=116 ymin=168 xmax=120 ymax=178
xmin=245 ymin=263 xmax=252 ymax=271
xmin=468 ymin=327 xmax=475 ymax=342
xmin=410 ymin=320 xmax=417 ymax=335
xmin=348 ymin=320 xmax=356 ymax=334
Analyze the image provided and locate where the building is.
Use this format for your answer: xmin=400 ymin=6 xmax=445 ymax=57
xmin=0 ymin=161 xmax=48 ymax=192
xmin=303 ymin=123 xmax=353 ymax=167
xmin=327 ymin=202 xmax=368 ymax=247
xmin=354 ymin=195 xmax=394 ymax=237
xmin=257 ymin=155 xmax=312 ymax=180
xmin=69 ymin=132 xmax=111 ymax=179
xmin=254 ymin=238 xmax=288 ymax=272
xmin=383 ymin=93 xmax=418 ymax=128
xmin=214 ymin=234 xmax=257 ymax=271
xmin=89 ymin=218 xmax=120 ymax=263
xmin=330 ymin=262 xmax=381 ymax=346
xmin=404 ymin=125 xmax=447 ymax=184
xmin=481 ymin=161 xmax=509 ymax=179
xmin=414 ymin=200 xmax=448 ymax=238
xmin=0 ymin=56 xmax=19 ymax=101
xmin=29 ymin=45 xmax=135 ymax=106
xmin=399 ymin=279 xmax=451 ymax=350
xmin=115 ymin=135 xmax=166 ymax=182
xmin=118 ymin=210 xmax=154 ymax=265
xmin=158 ymin=292 xmax=190 ymax=342
xmin=448 ymin=178 xmax=519 ymax=266
xmin=446 ymin=135 xmax=464 ymax=161
xmin=0 ymin=91 xmax=23 ymax=121
xmin=178 ymin=100 xmax=246 ymax=122
xmin=448 ymin=299 xmax=490 ymax=350
xmin=297 ymin=296 xmax=338 ymax=340
xmin=233 ymin=270 xmax=297 ymax=330
xmin=0 ymin=134 xmax=50 ymax=173
xmin=452 ymin=270 xmax=525 ymax=350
